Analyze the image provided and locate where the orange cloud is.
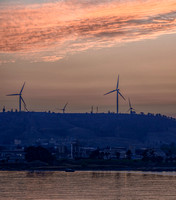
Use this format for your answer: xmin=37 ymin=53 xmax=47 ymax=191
xmin=41 ymin=56 xmax=63 ymax=62
xmin=0 ymin=0 xmax=176 ymax=62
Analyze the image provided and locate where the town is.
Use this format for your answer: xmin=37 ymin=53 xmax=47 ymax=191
xmin=0 ymin=110 xmax=176 ymax=170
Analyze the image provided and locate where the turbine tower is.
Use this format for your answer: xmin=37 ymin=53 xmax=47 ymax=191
xmin=58 ymin=102 xmax=68 ymax=113
xmin=104 ymin=75 xmax=125 ymax=114
xmin=7 ymin=82 xmax=28 ymax=112
xmin=128 ymin=98 xmax=135 ymax=114
xmin=91 ymin=106 xmax=93 ymax=114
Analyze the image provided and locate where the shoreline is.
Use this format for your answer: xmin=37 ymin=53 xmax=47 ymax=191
xmin=1 ymin=165 xmax=176 ymax=172
xmin=1 ymin=158 xmax=176 ymax=172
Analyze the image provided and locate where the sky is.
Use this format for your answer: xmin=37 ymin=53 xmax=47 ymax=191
xmin=0 ymin=0 xmax=176 ymax=117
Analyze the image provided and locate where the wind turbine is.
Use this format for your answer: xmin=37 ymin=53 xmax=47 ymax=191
xmin=90 ymin=106 xmax=93 ymax=114
xmin=58 ymin=102 xmax=68 ymax=113
xmin=128 ymin=98 xmax=135 ymax=114
xmin=104 ymin=75 xmax=125 ymax=114
xmin=7 ymin=82 xmax=28 ymax=112
xmin=96 ymin=106 xmax=99 ymax=113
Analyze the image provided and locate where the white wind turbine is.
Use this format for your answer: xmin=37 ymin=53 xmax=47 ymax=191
xmin=104 ymin=75 xmax=125 ymax=114
xmin=128 ymin=98 xmax=135 ymax=114
xmin=58 ymin=102 xmax=68 ymax=113
xmin=7 ymin=82 xmax=28 ymax=112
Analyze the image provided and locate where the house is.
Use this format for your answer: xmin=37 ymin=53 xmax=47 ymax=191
xmin=0 ymin=149 xmax=25 ymax=163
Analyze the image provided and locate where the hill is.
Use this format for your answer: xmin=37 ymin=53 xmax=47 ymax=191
xmin=0 ymin=112 xmax=175 ymax=148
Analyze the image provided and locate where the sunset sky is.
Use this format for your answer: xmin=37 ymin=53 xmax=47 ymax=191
xmin=0 ymin=0 xmax=176 ymax=117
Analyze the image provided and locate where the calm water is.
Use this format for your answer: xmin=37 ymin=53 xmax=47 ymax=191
xmin=0 ymin=171 xmax=176 ymax=200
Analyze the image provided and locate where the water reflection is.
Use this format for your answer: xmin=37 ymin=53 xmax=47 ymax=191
xmin=0 ymin=171 xmax=176 ymax=200
xmin=26 ymin=171 xmax=54 ymax=178
xmin=91 ymin=171 xmax=113 ymax=178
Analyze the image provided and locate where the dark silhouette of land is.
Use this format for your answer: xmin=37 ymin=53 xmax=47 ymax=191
xmin=0 ymin=112 xmax=175 ymax=147
xmin=0 ymin=111 xmax=176 ymax=171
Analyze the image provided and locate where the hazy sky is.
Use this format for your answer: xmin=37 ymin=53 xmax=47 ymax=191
xmin=0 ymin=0 xmax=176 ymax=116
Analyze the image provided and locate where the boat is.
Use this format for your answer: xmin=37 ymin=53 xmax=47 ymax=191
xmin=65 ymin=168 xmax=75 ymax=172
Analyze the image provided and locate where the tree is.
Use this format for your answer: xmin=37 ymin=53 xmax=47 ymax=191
xmin=25 ymin=146 xmax=54 ymax=164
xmin=142 ymin=149 xmax=156 ymax=162
xmin=126 ymin=150 xmax=132 ymax=160
xmin=142 ymin=149 xmax=149 ymax=162
xmin=116 ymin=152 xmax=120 ymax=159
xmin=89 ymin=149 xmax=100 ymax=159
xmin=161 ymin=143 xmax=176 ymax=159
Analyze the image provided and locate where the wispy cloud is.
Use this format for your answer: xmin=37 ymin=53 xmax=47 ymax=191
xmin=0 ymin=0 xmax=176 ymax=62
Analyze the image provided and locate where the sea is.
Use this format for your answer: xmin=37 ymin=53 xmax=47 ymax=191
xmin=0 ymin=170 xmax=176 ymax=200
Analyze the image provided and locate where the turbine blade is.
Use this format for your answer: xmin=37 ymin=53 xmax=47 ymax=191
xmin=128 ymin=98 xmax=131 ymax=108
xmin=21 ymin=97 xmax=28 ymax=111
xmin=21 ymin=96 xmax=26 ymax=106
xmin=20 ymin=82 xmax=25 ymax=94
xmin=64 ymin=102 xmax=68 ymax=109
xmin=116 ymin=75 xmax=119 ymax=89
xmin=6 ymin=93 xmax=19 ymax=96
xmin=118 ymin=91 xmax=126 ymax=100
xmin=104 ymin=90 xmax=116 ymax=95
